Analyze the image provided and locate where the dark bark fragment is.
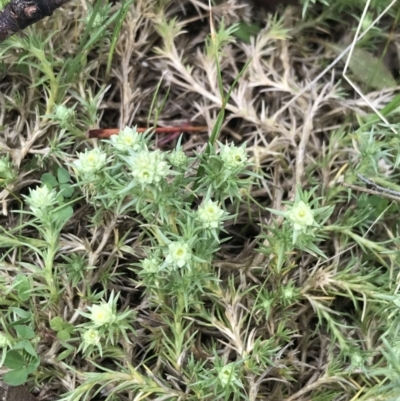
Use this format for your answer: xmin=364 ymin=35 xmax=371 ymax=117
xmin=0 ymin=0 xmax=70 ymax=42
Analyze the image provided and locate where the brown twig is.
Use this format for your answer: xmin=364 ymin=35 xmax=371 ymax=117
xmin=341 ymin=179 xmax=400 ymax=202
xmin=87 ymin=125 xmax=209 ymax=139
xmin=0 ymin=0 xmax=70 ymax=42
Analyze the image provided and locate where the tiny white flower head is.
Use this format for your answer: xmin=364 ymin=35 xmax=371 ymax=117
xmin=82 ymin=329 xmax=101 ymax=346
xmin=72 ymin=148 xmax=107 ymax=178
xmin=54 ymin=104 xmax=74 ymax=120
xmin=350 ymin=351 xmax=365 ymax=369
xmin=111 ymin=127 xmax=141 ymax=153
xmin=26 ymin=185 xmax=57 ymax=219
xmin=286 ymin=201 xmax=315 ymax=231
xmin=219 ymin=143 xmax=247 ymax=170
xmin=169 ymin=149 xmax=188 ymax=167
xmin=197 ymin=200 xmax=225 ymax=229
xmin=89 ymin=302 xmax=116 ymax=327
xmin=218 ymin=363 xmax=239 ymax=387
xmin=85 ymin=11 xmax=104 ymax=28
xmin=262 ymin=298 xmax=273 ymax=312
xmin=282 ymin=287 xmax=295 ymax=300
xmin=54 ymin=104 xmax=75 ymax=127
xmin=165 ymin=241 xmax=192 ymax=269
xmin=128 ymin=151 xmax=153 ymax=185
xmin=151 ymin=150 xmax=169 ymax=184
xmin=27 ymin=185 xmax=57 ymax=210
xmin=142 ymin=257 xmax=160 ymax=274
xmin=0 ymin=332 xmax=10 ymax=348
xmin=361 ymin=12 xmax=373 ymax=32
xmin=129 ymin=150 xmax=169 ymax=186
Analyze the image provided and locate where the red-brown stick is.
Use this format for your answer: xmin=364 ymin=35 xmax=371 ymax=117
xmin=87 ymin=126 xmax=209 ymax=139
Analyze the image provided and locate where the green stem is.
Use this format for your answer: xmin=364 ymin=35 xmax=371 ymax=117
xmin=325 ymin=225 xmax=388 ymax=253
xmin=43 ymin=228 xmax=60 ymax=303
xmin=33 ymin=50 xmax=58 ymax=115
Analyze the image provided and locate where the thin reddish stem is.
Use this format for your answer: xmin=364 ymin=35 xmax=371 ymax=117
xmin=87 ymin=126 xmax=208 ymax=139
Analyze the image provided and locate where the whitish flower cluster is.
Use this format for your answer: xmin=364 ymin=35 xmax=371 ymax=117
xmin=141 ymin=257 xmax=160 ymax=274
xmin=218 ymin=363 xmax=242 ymax=387
xmin=128 ymin=149 xmax=169 ymax=187
xmin=286 ymin=201 xmax=315 ymax=232
xmin=25 ymin=185 xmax=57 ymax=220
xmin=197 ymin=200 xmax=225 ymax=229
xmin=219 ymin=143 xmax=247 ymax=170
xmin=165 ymin=241 xmax=192 ymax=269
xmin=72 ymin=148 xmax=107 ymax=180
xmin=82 ymin=329 xmax=101 ymax=346
xmin=169 ymin=149 xmax=188 ymax=167
xmin=88 ymin=302 xmax=116 ymax=327
xmin=54 ymin=104 xmax=75 ymax=128
xmin=85 ymin=10 xmax=105 ymax=28
xmin=110 ymin=127 xmax=141 ymax=153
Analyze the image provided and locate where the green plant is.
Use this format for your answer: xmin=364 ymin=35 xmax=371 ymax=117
xmin=0 ymin=0 xmax=400 ymax=399
xmin=0 ymin=314 xmax=40 ymax=386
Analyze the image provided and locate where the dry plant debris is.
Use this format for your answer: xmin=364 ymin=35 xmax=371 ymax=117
xmin=0 ymin=0 xmax=400 ymax=400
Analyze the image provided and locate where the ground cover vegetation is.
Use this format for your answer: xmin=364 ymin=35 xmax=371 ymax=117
xmin=0 ymin=0 xmax=400 ymax=400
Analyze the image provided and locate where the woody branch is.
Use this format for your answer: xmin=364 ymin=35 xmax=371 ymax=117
xmin=0 ymin=0 xmax=70 ymax=42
